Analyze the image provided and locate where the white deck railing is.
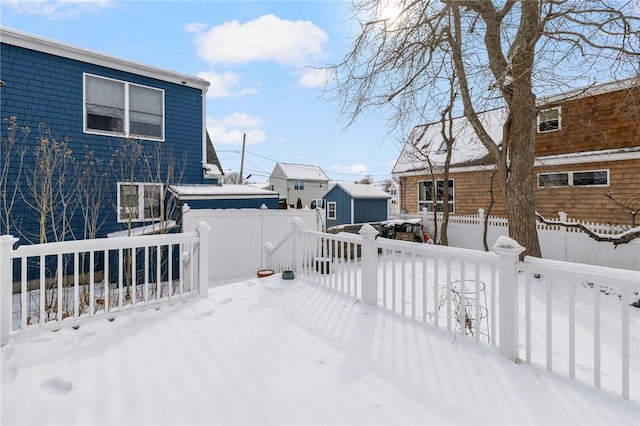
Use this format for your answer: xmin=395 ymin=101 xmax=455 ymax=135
xmin=0 ymin=222 xmax=211 ymax=345
xmin=265 ymin=218 xmax=640 ymax=400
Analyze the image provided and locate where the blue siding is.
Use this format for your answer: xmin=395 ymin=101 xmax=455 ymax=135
xmin=1 ymin=43 xmax=205 ymax=241
xmin=324 ymin=186 xmax=389 ymax=227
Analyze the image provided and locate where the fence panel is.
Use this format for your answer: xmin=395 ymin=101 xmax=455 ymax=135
xmin=182 ymin=206 xmax=320 ymax=283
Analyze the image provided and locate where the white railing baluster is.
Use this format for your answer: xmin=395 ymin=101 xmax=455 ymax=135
xmin=621 ymin=288 xmax=629 ymax=400
xmin=118 ymin=248 xmax=123 ymax=309
xmin=594 ymin=284 xmax=601 ymax=389
xmin=422 ymin=255 xmax=427 ymax=322
xmin=546 ymin=276 xmax=552 ymax=371
xmin=460 ymin=261 xmax=466 ymax=336
xmin=525 ymin=273 xmax=532 ymax=364
xmin=401 ymin=255 xmax=406 ymax=316
xmin=490 ymin=267 xmax=496 ymax=347
xmin=433 ymin=257 xmax=439 ymax=327
xmin=73 ymin=252 xmax=79 ymax=318
xmin=475 ymin=263 xmax=480 ymax=341
xmin=39 ymin=255 xmax=45 ymax=325
xmin=21 ymin=259 xmax=27 ymax=329
xmin=144 ymin=246 xmax=149 ymax=302
xmin=90 ymin=251 xmax=95 ymax=314
xmin=104 ymin=250 xmax=109 ymax=313
xmin=57 ymin=254 xmax=62 ymax=322
xmin=411 ymin=253 xmax=416 ymax=319
xmin=569 ymin=281 xmax=575 ymax=379
xmin=446 ymin=258 xmax=452 ymax=331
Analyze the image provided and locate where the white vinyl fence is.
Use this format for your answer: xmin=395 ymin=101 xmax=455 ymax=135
xmin=265 ymin=219 xmax=640 ymax=401
xmin=0 ymin=223 xmax=211 ymax=345
xmin=182 ymin=205 xmax=322 ymax=283
xmin=422 ymin=210 xmax=640 ymax=270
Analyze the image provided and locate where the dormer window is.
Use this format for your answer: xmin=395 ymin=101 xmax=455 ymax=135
xmin=538 ymin=107 xmax=561 ymax=133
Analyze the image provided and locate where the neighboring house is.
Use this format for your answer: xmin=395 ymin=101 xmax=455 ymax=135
xmin=392 ymin=77 xmax=640 ymax=226
xmin=386 ymin=182 xmax=400 ymax=216
xmin=324 ymin=182 xmax=391 ymax=228
xmin=269 ymin=162 xmax=330 ymax=208
xmin=0 ymin=27 xmax=213 ymax=241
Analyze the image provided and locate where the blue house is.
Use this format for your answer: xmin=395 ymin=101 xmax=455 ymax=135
xmin=324 ymin=182 xmax=391 ymax=228
xmin=0 ymin=27 xmax=218 ymax=242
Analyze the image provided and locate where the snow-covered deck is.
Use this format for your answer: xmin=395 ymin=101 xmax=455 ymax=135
xmin=1 ymin=274 xmax=638 ymax=425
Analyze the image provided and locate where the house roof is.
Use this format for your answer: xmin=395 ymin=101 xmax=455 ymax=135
xmin=331 ymin=182 xmax=391 ymax=200
xmin=0 ymin=26 xmax=210 ymax=90
xmin=204 ymin=132 xmax=224 ymax=177
xmin=392 ymin=108 xmax=506 ymax=175
xmin=392 ymin=76 xmax=640 ymax=176
xmin=169 ymin=184 xmax=278 ymax=200
xmin=274 ymin=163 xmax=329 ymax=181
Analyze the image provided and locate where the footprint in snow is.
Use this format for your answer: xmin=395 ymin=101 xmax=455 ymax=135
xmin=188 ymin=310 xmax=215 ymax=321
xmin=40 ymin=377 xmax=72 ymax=395
xmin=216 ymin=297 xmax=233 ymax=305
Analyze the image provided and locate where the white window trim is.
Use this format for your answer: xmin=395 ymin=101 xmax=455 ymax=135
xmin=327 ymin=201 xmax=336 ymax=220
xmin=117 ymin=182 xmax=164 ymax=223
xmin=418 ymin=179 xmax=455 ymax=213
xmin=83 ymin=73 xmax=165 ymax=141
xmin=293 ymin=180 xmax=305 ymax=190
xmin=537 ymin=169 xmax=609 ymax=188
xmin=537 ymin=106 xmax=561 ymax=133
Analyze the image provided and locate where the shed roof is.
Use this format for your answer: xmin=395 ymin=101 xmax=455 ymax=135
xmin=331 ymin=182 xmax=391 ymax=200
xmin=169 ymin=184 xmax=278 ymax=200
xmin=275 ymin=163 xmax=329 ymax=181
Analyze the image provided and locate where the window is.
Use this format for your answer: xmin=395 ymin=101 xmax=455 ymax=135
xmin=327 ymin=202 xmax=336 ymax=220
xmin=538 ymin=107 xmax=561 ymax=133
xmin=311 ymin=199 xmax=324 ymax=209
xmin=418 ymin=179 xmax=454 ymax=212
xmin=538 ymin=170 xmax=609 ymax=188
xmin=294 ymin=180 xmax=304 ymax=190
xmin=118 ymin=182 xmax=163 ymax=222
xmin=84 ymin=74 xmax=164 ymax=140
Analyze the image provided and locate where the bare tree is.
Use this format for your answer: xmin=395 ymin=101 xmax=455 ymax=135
xmin=329 ymin=0 xmax=640 ymax=257
xmin=0 ymin=116 xmax=28 ymax=237
xmin=222 ymin=172 xmax=244 ymax=185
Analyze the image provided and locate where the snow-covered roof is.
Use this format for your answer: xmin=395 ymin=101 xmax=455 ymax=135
xmin=392 ymin=108 xmax=506 ymax=175
xmin=331 ymin=182 xmax=391 ymax=199
xmin=275 ymin=163 xmax=329 ymax=181
xmin=169 ymin=184 xmax=278 ymax=200
xmin=106 ymin=220 xmax=178 ymax=238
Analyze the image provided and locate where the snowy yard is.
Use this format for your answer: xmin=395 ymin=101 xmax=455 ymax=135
xmin=1 ymin=272 xmax=639 ymax=425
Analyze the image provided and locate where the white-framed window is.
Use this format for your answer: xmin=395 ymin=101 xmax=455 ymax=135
xmin=293 ymin=180 xmax=304 ymax=190
xmin=418 ymin=179 xmax=454 ymax=212
xmin=327 ymin=201 xmax=336 ymax=220
xmin=84 ymin=74 xmax=164 ymax=140
xmin=538 ymin=170 xmax=609 ymax=188
xmin=117 ymin=182 xmax=163 ymax=222
xmin=537 ymin=107 xmax=561 ymax=133
xmin=311 ymin=199 xmax=324 ymax=209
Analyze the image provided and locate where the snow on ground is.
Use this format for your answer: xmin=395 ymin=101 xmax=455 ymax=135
xmin=2 ymin=273 xmax=639 ymax=425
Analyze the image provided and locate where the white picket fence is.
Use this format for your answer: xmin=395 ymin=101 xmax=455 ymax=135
xmin=265 ymin=219 xmax=640 ymax=401
xmin=0 ymin=222 xmax=212 ymax=345
xmin=422 ymin=210 xmax=640 ymax=270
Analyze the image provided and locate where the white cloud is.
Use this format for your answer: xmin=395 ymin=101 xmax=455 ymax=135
xmin=2 ymin=0 xmax=114 ymax=18
xmin=333 ymin=163 xmax=370 ymax=175
xmin=208 ymin=113 xmax=266 ymax=145
xmin=298 ymin=67 xmax=333 ymax=88
xmin=184 ymin=22 xmax=209 ymax=34
xmin=193 ymin=14 xmax=328 ymax=67
xmin=197 ymin=71 xmax=258 ymax=98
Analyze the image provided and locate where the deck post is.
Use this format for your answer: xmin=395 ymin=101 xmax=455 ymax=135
xmin=1 ymin=235 xmax=18 ymax=346
xmin=195 ymin=222 xmax=211 ymax=298
xmin=492 ymin=236 xmax=525 ymax=362
xmin=291 ymin=217 xmax=304 ymax=273
xmin=359 ymin=224 xmax=380 ymax=305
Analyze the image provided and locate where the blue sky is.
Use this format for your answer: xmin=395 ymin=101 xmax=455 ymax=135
xmin=1 ymin=0 xmax=403 ymax=185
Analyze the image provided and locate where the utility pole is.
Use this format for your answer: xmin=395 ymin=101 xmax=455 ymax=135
xmin=239 ymin=133 xmax=246 ymax=184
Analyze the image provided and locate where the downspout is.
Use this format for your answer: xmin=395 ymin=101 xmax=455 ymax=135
xmin=201 ymin=84 xmax=208 ymax=178
xmin=351 ymin=199 xmax=355 ymax=224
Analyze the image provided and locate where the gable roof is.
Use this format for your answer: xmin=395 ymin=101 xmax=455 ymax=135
xmin=392 ymin=108 xmax=506 ymax=175
xmin=205 ymin=131 xmax=224 ymax=176
xmin=330 ymin=182 xmax=391 ymax=200
xmin=274 ymin=163 xmax=329 ymax=181
xmin=0 ymin=26 xmax=209 ymax=90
